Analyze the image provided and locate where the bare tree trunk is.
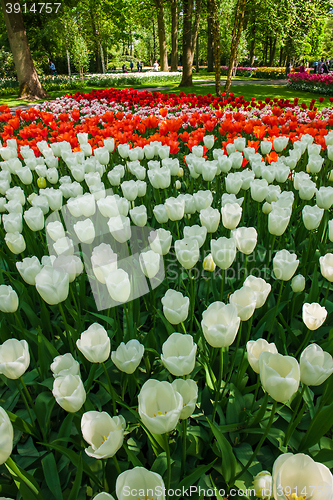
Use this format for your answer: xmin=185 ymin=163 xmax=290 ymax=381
xmin=66 ymin=48 xmax=71 ymax=77
xmin=269 ymin=37 xmax=277 ymax=66
xmin=1 ymin=0 xmax=49 ymax=99
xmin=179 ymin=0 xmax=202 ymax=87
xmin=170 ymin=0 xmax=178 ymax=71
xmin=196 ymin=35 xmax=199 ymax=72
xmin=154 ymin=0 xmax=169 ymax=71
xmin=207 ymin=12 xmax=214 ymax=72
xmin=152 ymin=18 xmax=156 ymax=62
xmin=210 ymin=0 xmax=221 ymax=96
xmin=224 ymin=0 xmax=247 ymax=96
xmin=100 ymin=42 xmax=105 ymax=74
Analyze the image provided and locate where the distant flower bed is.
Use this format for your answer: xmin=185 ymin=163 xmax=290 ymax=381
xmin=85 ymin=71 xmax=182 ymax=87
xmin=288 ymin=73 xmax=333 ymax=95
xmin=220 ymin=66 xmax=286 ymax=79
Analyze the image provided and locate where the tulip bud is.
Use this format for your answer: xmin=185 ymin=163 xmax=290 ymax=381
xmin=273 ymin=249 xmax=299 ymax=281
xmin=0 ymin=407 xmax=13 ymax=464
xmin=129 ymin=205 xmax=147 ymax=227
xmin=105 ymin=268 xmax=131 ymax=303
xmin=175 ymin=238 xmax=200 ymax=269
xmin=201 ymin=302 xmax=240 ymax=347
xmin=3 ymin=213 xmax=23 ymax=233
xmin=16 ymin=256 xmax=42 ymax=285
xmin=153 ymin=204 xmax=169 ymax=223
xmin=183 ymin=225 xmax=207 ymax=248
xmin=302 ymin=302 xmax=327 ymax=330
xmin=23 ymin=207 xmax=45 ymax=231
xmin=291 ymin=274 xmax=305 ymax=293
xmin=253 ymin=471 xmax=272 ymax=499
xmin=203 ymin=253 xmax=216 ymax=272
xmin=161 ymin=332 xmax=197 ymax=376
xmin=302 ymin=205 xmax=324 ymax=230
xmin=52 ymin=374 xmax=86 ymax=413
xmin=232 ymin=227 xmax=257 ymax=255
xmin=319 ymin=253 xmax=333 ymax=282
xmin=200 ymin=206 xmax=220 ymax=233
xmin=300 ymin=343 xmax=333 ymax=386
xmin=5 ymin=232 xmax=26 ymax=254
xmin=259 ymin=352 xmax=300 ymax=402
xmin=211 ymin=236 xmax=236 ymax=269
xmin=161 ymin=289 xmax=189 ymax=325
xmin=116 ymin=468 xmax=165 ymax=500
xmin=35 ymin=266 xmax=69 ymax=305
xmin=51 ymin=353 xmax=80 ymax=378
xmin=139 ymin=250 xmax=161 ymax=279
xmin=148 ymin=228 xmax=172 ymax=256
xmin=37 ymin=177 xmax=47 ymax=189
xmin=172 ymin=379 xmax=198 ymax=419
xmin=203 ymin=135 xmax=215 ymax=149
xmin=229 ymin=286 xmax=256 ymax=321
xmin=77 ymin=323 xmax=111 ymax=363
xmin=111 ymin=339 xmax=144 ymax=374
xmin=221 ymin=202 xmax=242 ymax=230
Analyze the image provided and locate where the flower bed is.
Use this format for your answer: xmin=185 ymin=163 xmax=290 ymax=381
xmin=220 ymin=67 xmax=286 ymax=79
xmin=0 ymin=89 xmax=333 ymax=499
xmin=288 ymin=72 xmax=333 ymax=95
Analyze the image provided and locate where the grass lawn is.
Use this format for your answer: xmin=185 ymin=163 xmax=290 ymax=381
xmin=2 ymin=81 xmax=329 ymax=110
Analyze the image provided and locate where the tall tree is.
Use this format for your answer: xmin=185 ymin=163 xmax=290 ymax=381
xmin=224 ymin=0 xmax=247 ymax=96
xmin=153 ymin=0 xmax=168 ymax=70
xmin=207 ymin=10 xmax=214 ymax=72
xmin=209 ymin=0 xmax=221 ymax=96
xmin=0 ymin=0 xmax=48 ymax=98
xmin=170 ymin=0 xmax=178 ymax=71
xmin=179 ymin=0 xmax=202 ymax=87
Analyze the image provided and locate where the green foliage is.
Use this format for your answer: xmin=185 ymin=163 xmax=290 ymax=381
xmin=72 ymin=35 xmax=90 ymax=78
xmin=0 ymin=49 xmax=16 ymax=78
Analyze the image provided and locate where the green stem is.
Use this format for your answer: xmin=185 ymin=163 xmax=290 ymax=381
xmin=112 ymin=454 xmax=121 ymax=474
xmin=295 ymin=328 xmax=311 ymax=358
xmin=267 ymin=280 xmax=284 ymax=341
xmin=220 ymin=268 xmax=225 ymax=302
xmin=102 ymin=362 xmax=117 ymax=415
xmin=322 ymin=282 xmax=330 ymax=307
xmin=231 ymin=400 xmax=278 ymax=485
xmin=249 ymin=374 xmax=261 ymax=414
xmin=189 ymin=274 xmax=195 ymax=336
xmin=212 ymin=347 xmax=224 ymax=422
xmin=58 ymin=302 xmax=75 ymax=354
xmin=221 ymin=322 xmax=242 ymax=399
xmin=284 ymin=385 xmax=306 ymax=446
xmin=181 ymin=419 xmax=187 ymax=477
xmin=164 ymin=433 xmax=171 ymax=500
xmin=236 ymin=315 xmax=254 ymax=386
xmin=14 ymin=380 xmax=36 ymax=431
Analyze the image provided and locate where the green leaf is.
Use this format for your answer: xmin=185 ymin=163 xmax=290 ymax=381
xmin=123 ymin=442 xmax=143 ymax=467
xmin=5 ymin=457 xmax=43 ymax=500
xmin=42 ymin=453 xmax=63 ymax=500
xmin=87 ymin=311 xmax=115 ymax=330
xmin=298 ymin=402 xmax=333 ymax=451
xmin=35 ymin=391 xmax=55 ymax=434
xmin=7 ymin=411 xmax=39 ymax=439
xmin=178 ymin=460 xmax=216 ymax=491
xmin=68 ymin=453 xmax=83 ymax=500
xmin=40 ymin=442 xmax=103 ymax=488
xmin=207 ymin=419 xmax=237 ymax=484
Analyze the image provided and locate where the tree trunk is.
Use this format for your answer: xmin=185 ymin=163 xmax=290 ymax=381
xmin=1 ymin=0 xmax=49 ymax=99
xmin=152 ymin=18 xmax=156 ymax=62
xmin=66 ymin=48 xmax=71 ymax=77
xmin=170 ymin=0 xmax=178 ymax=71
xmin=100 ymin=43 xmax=105 ymax=74
xmin=279 ymin=46 xmax=283 ymax=66
xmin=207 ymin=12 xmax=214 ymax=72
xmin=269 ymin=37 xmax=277 ymax=66
xmin=224 ymin=0 xmax=247 ymax=96
xmin=195 ymin=35 xmax=199 ymax=72
xmin=249 ymin=13 xmax=255 ymax=66
xmin=179 ymin=0 xmax=202 ymax=87
xmin=154 ymin=0 xmax=169 ymax=71
xmin=211 ymin=0 xmax=221 ymax=96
